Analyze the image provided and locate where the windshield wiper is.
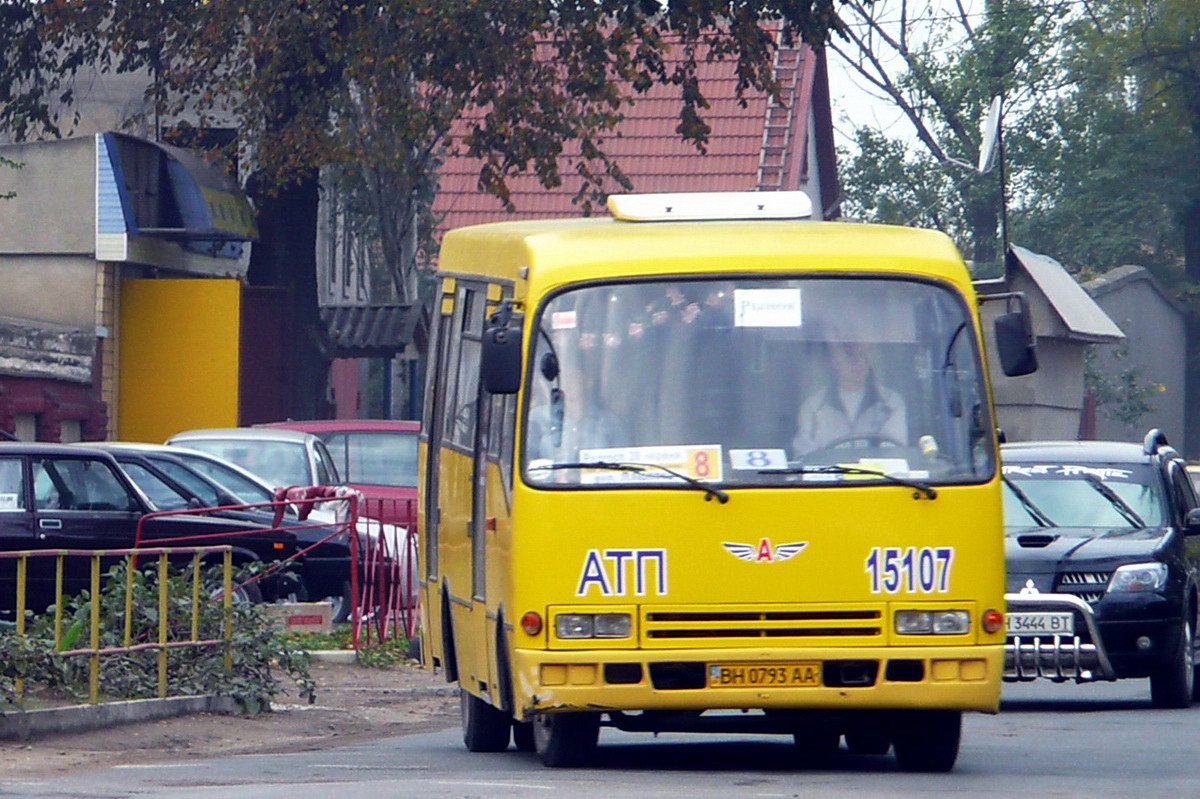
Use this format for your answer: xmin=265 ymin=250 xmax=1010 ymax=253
xmin=1002 ymin=476 xmax=1054 ymax=527
xmin=529 ymin=461 xmax=730 ymax=504
xmin=757 ymin=464 xmax=936 ymax=500
xmin=1081 ymin=474 xmax=1145 ymax=527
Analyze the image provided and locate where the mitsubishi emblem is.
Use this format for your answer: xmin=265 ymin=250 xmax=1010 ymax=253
xmin=1018 ymin=578 xmax=1040 ymax=595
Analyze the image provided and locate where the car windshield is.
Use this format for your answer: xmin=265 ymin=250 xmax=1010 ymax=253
xmin=323 ymin=431 xmax=418 ymax=487
xmin=174 ymin=440 xmax=309 ymax=488
xmin=164 ymin=453 xmax=274 ymax=503
xmin=1002 ymin=463 xmax=1165 ymax=527
xmin=521 ymin=276 xmax=994 ymax=489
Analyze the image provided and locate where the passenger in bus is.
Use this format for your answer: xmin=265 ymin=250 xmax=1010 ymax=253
xmin=792 ymin=339 xmax=908 ymax=457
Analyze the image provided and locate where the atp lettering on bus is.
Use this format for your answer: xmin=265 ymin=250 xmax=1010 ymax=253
xmin=576 ymin=549 xmax=668 ymax=597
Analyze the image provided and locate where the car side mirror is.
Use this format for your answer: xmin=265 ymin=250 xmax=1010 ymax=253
xmin=187 ymin=497 xmax=204 ymax=510
xmin=482 ymin=321 xmax=523 ymax=395
xmin=1185 ymin=508 xmax=1200 ymax=535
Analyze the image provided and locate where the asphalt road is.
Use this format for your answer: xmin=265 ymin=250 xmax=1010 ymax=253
xmin=3 ymin=680 xmax=1197 ymax=799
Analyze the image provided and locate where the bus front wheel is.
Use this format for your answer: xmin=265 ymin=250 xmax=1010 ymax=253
xmin=891 ymin=710 xmax=961 ymax=772
xmin=460 ymin=688 xmax=511 ymax=752
xmin=532 ymin=712 xmax=600 ymax=767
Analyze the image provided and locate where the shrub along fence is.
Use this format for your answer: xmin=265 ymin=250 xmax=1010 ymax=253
xmin=0 ymin=548 xmax=313 ymax=713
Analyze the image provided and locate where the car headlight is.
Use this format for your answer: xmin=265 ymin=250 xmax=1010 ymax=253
xmin=895 ymin=610 xmax=970 ymax=635
xmin=554 ymin=613 xmax=632 ymax=639
xmin=1108 ymin=562 xmax=1168 ymax=593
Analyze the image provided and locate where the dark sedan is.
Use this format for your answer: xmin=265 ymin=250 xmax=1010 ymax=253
xmin=1002 ymin=430 xmax=1200 ymax=707
xmin=0 ymin=443 xmax=300 ymax=614
xmin=84 ymin=442 xmax=352 ymax=609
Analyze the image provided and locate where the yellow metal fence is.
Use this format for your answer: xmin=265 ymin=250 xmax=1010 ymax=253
xmin=1 ymin=546 xmax=234 ymax=705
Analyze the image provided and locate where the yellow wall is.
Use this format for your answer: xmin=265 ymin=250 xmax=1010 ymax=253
xmin=118 ymin=278 xmax=240 ymax=442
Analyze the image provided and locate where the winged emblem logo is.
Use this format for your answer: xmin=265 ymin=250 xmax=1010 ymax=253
xmin=722 ymin=539 xmax=808 ymax=563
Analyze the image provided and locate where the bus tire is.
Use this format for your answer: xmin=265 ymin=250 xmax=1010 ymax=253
xmin=892 ymin=711 xmax=961 ymax=772
xmin=512 ymin=721 xmax=535 ymax=752
xmin=844 ymin=728 xmax=891 ymax=756
xmin=532 ymin=712 xmax=600 ymax=767
xmin=460 ymin=688 xmax=512 ymax=752
xmin=791 ymin=726 xmax=840 ymax=765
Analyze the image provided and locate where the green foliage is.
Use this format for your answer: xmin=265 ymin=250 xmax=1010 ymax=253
xmin=0 ymin=154 xmax=20 ymax=200
xmin=354 ymin=634 xmax=412 ymax=669
xmin=836 ymin=0 xmax=1200 ymax=284
xmin=0 ymin=562 xmax=315 ymax=713
xmin=0 ymin=1 xmax=853 ymax=298
xmin=1084 ymin=344 xmax=1164 ymax=428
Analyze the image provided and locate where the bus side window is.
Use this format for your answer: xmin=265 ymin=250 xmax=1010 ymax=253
xmin=447 ymin=286 xmax=486 ymax=449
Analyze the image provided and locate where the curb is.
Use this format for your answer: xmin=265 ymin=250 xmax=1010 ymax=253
xmin=0 ymin=695 xmax=237 ymax=741
xmin=307 ymin=649 xmax=358 ymax=664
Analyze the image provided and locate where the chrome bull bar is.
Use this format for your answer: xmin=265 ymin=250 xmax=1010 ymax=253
xmin=1004 ymin=592 xmax=1117 ymax=683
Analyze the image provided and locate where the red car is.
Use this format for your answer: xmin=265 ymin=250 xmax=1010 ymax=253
xmin=256 ymin=420 xmax=419 ymax=527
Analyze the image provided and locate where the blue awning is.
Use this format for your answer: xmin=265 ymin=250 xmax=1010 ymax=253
xmin=97 ymin=132 xmax=257 ymax=260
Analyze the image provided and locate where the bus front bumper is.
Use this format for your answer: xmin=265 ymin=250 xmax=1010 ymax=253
xmin=511 ymin=645 xmax=1002 ymax=717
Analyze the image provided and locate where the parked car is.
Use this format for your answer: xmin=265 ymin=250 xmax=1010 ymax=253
xmin=100 ymin=442 xmax=416 ymax=620
xmin=0 ymin=443 xmax=301 ymax=615
xmin=80 ymin=442 xmax=354 ymax=613
xmin=1001 ymin=430 xmax=1200 ymax=707
xmin=257 ymin=419 xmax=418 ymax=525
xmin=165 ymin=428 xmax=342 ymax=491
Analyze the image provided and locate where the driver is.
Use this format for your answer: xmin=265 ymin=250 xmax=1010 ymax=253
xmin=793 ymin=339 xmax=908 ymax=457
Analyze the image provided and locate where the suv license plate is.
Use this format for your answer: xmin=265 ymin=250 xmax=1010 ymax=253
xmin=708 ymin=663 xmax=821 ymax=688
xmin=1007 ymin=612 xmax=1074 ymax=636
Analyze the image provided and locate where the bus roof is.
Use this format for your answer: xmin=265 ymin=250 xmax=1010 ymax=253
xmin=437 ymin=217 xmax=972 ymax=292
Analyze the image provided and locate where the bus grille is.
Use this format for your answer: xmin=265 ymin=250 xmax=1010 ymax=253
xmin=640 ymin=604 xmax=884 ymax=648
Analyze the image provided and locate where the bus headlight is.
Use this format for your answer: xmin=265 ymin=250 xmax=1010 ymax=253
xmin=1108 ymin=562 xmax=1168 ymax=593
xmin=895 ymin=610 xmax=970 ymax=635
xmin=594 ymin=613 xmax=633 ymax=638
xmin=554 ymin=613 xmax=633 ymax=639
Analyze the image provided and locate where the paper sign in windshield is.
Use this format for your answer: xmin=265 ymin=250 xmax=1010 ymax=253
xmin=730 ymin=449 xmax=789 ymax=470
xmin=577 ymin=445 xmax=723 ymax=484
xmin=733 ymin=289 xmax=801 ymax=328
xmin=0 ymin=493 xmax=18 ymax=510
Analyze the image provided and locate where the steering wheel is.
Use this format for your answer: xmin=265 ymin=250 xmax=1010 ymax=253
xmin=812 ymin=433 xmax=907 ymax=451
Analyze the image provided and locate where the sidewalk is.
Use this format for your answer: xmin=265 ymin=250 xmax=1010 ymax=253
xmin=0 ymin=659 xmax=457 ymax=780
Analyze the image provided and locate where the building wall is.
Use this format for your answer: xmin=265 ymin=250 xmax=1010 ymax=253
xmin=0 ymin=137 xmax=95 ymax=254
xmin=1089 ymin=279 xmax=1185 ymax=445
xmin=0 ymin=255 xmax=97 ymax=328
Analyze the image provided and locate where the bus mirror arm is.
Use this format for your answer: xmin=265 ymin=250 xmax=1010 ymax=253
xmin=482 ymin=322 xmax=524 ymax=394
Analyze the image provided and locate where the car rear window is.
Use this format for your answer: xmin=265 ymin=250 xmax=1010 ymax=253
xmin=174 ymin=440 xmax=310 ymax=488
xmin=322 ymin=431 xmax=418 ymax=487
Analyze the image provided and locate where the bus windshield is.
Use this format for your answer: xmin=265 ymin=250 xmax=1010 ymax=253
xmin=522 ymin=276 xmax=994 ymax=489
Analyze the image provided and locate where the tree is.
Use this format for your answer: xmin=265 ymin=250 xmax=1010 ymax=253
xmin=0 ymin=0 xmax=851 ymax=418
xmin=831 ymin=0 xmax=1070 ymax=271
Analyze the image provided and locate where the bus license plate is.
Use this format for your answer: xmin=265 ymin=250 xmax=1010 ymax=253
xmin=1007 ymin=612 xmax=1074 ymax=636
xmin=708 ymin=662 xmax=821 ymax=688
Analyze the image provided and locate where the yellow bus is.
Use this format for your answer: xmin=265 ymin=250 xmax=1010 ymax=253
xmin=417 ymin=191 xmax=1037 ymax=771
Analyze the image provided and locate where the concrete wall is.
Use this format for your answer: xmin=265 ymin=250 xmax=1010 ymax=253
xmin=0 ymin=137 xmax=95 ymax=254
xmin=986 ymin=333 xmax=1086 ymax=442
xmin=0 ymin=255 xmax=97 ymax=329
xmin=1088 ymin=273 xmax=1185 ymax=445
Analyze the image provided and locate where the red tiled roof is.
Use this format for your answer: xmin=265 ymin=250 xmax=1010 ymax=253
xmin=433 ymin=41 xmax=826 ymax=238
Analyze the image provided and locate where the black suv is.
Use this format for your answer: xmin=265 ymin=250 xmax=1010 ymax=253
xmin=0 ymin=443 xmax=301 ymax=614
xmin=1002 ymin=430 xmax=1200 ymax=707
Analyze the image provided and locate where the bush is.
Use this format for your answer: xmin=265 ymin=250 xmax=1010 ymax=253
xmin=0 ymin=561 xmax=315 ymax=713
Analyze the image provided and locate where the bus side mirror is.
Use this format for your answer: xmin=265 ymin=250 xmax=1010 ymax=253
xmin=994 ymin=311 xmax=1038 ymax=376
xmin=482 ymin=323 xmax=523 ymax=394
